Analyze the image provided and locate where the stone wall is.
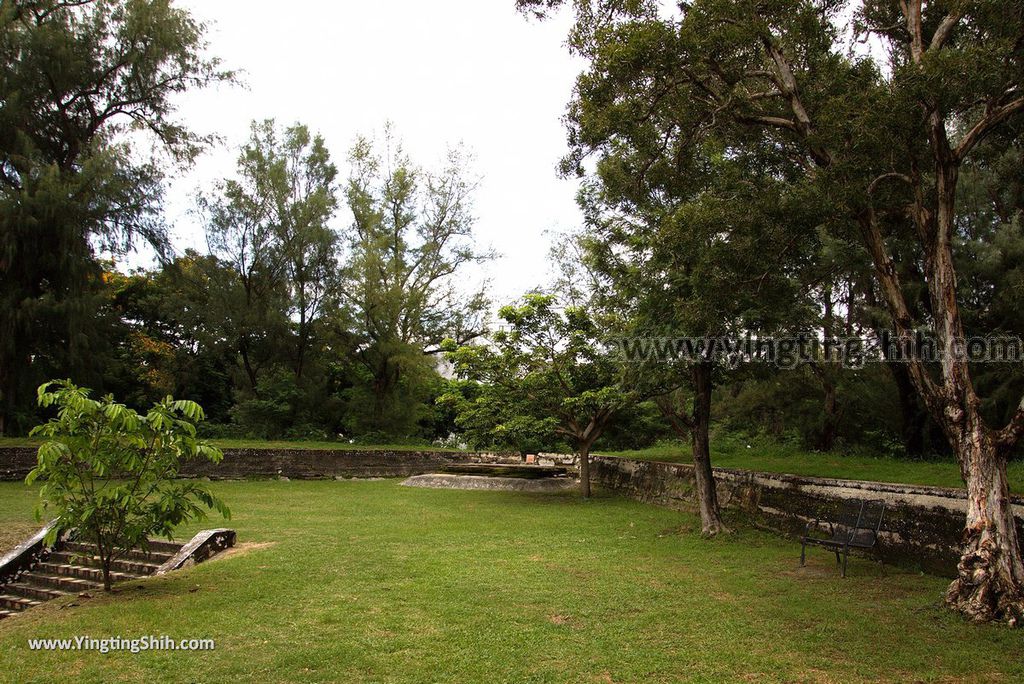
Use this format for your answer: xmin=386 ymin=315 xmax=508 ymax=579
xmin=0 ymin=448 xmax=36 ymax=482
xmin=7 ymin=442 xmax=1021 ymax=576
xmin=0 ymin=446 xmax=539 ymax=481
xmin=590 ymin=455 xmax=1024 ymax=576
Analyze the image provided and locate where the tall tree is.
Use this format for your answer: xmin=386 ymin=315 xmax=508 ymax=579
xmin=341 ymin=129 xmax=490 ymax=434
xmin=202 ymin=120 xmax=339 ymax=392
xmin=270 ymin=124 xmax=340 ymax=380
xmin=580 ymin=148 xmax=817 ymax=534
xmin=523 ymin=0 xmax=1024 ymax=624
xmin=0 ymin=0 xmax=230 ymax=433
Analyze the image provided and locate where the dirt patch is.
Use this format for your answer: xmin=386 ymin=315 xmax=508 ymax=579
xmin=207 ymin=541 xmax=276 ymax=562
xmin=547 ymin=613 xmax=581 ymax=628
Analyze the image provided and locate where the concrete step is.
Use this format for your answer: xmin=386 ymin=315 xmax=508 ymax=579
xmin=21 ymin=571 xmax=103 ymax=593
xmin=34 ymin=562 xmax=139 ymax=585
xmin=48 ymin=552 xmax=161 ymax=576
xmin=61 ymin=541 xmax=178 ymax=563
xmin=4 ymin=583 xmax=65 ymax=602
xmin=0 ymin=593 xmax=41 ymax=612
xmin=0 ymin=532 xmax=225 ymax=620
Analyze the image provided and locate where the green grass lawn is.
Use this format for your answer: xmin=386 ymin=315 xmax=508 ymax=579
xmin=603 ymin=434 xmax=1024 ymax=493
xmin=0 ymin=480 xmax=1021 ymax=682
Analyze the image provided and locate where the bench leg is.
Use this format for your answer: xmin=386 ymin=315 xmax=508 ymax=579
xmin=841 ymin=546 xmax=849 ymax=578
xmin=800 ymin=541 xmax=806 ymax=566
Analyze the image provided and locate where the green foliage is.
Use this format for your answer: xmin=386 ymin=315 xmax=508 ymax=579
xmin=437 ymin=380 xmax=560 ymax=454
xmin=339 ymin=127 xmax=490 ymax=436
xmin=0 ymin=0 xmax=231 ymax=433
xmin=99 ymin=256 xmax=237 ymax=421
xmin=228 ymin=367 xmax=305 ymax=440
xmin=202 ymin=119 xmax=340 ymax=390
xmin=444 ymin=293 xmax=634 ymax=457
xmin=26 ymin=380 xmax=229 ymax=590
xmin=716 ymin=365 xmax=909 ymax=455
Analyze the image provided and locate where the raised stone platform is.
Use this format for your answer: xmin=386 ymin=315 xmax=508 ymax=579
xmin=436 ymin=463 xmax=570 ymax=479
xmin=401 ymin=473 xmax=578 ymax=493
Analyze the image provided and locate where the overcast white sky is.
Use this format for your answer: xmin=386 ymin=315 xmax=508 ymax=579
xmin=153 ymin=0 xmax=584 ymax=306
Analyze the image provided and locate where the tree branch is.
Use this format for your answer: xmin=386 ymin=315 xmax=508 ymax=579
xmin=928 ymin=11 xmax=961 ymax=53
xmin=996 ymin=402 xmax=1024 ymax=454
xmin=735 ymin=114 xmax=797 ymax=131
xmin=954 ymin=96 xmax=1024 ymax=162
xmin=855 ymin=212 xmax=941 ymax=407
xmin=867 ymin=172 xmax=913 ymax=196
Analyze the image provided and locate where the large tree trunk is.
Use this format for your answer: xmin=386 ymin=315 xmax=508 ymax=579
xmin=928 ymin=133 xmax=1024 ymax=624
xmin=691 ymin=361 xmax=726 ymax=536
xmin=747 ymin=0 xmax=1024 ymax=623
xmin=944 ymin=411 xmax=1024 ymax=625
xmin=852 ymin=100 xmax=1024 ymax=623
xmin=811 ymin=365 xmax=839 ymax=452
xmin=814 ymin=289 xmax=840 ymax=452
xmin=578 ymin=444 xmax=591 ymax=499
xmin=888 ymin=361 xmax=929 ymax=457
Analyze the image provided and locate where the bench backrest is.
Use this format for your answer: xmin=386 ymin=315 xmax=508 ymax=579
xmin=836 ymin=498 xmax=885 ymax=545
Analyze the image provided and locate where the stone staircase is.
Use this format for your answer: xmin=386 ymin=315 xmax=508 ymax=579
xmin=0 ymin=534 xmax=228 ymax=621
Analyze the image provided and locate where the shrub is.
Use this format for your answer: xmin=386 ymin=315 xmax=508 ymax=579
xmin=27 ymin=380 xmax=229 ymax=591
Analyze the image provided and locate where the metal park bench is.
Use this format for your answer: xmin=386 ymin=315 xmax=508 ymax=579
xmin=800 ymin=498 xmax=886 ymax=577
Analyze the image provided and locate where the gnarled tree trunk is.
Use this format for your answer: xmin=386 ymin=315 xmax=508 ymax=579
xmin=944 ymin=408 xmax=1024 ymax=625
xmin=854 ymin=75 xmax=1024 ymax=623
